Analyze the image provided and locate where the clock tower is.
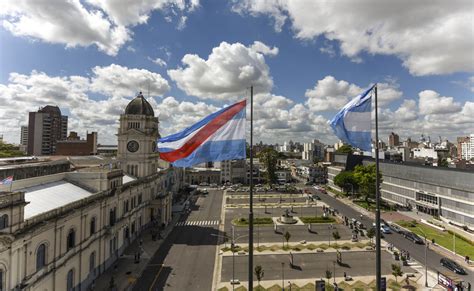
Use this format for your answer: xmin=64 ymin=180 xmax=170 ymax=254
xmin=117 ymin=92 xmax=159 ymax=178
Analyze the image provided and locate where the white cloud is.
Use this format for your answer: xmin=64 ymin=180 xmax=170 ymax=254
xmin=305 ymin=75 xmax=402 ymax=112
xmin=232 ymin=0 xmax=474 ymax=76
xmin=168 ymin=41 xmax=275 ymax=100
xmin=250 ymin=41 xmax=279 ymax=57
xmin=177 ymin=16 xmax=187 ymax=30
xmin=0 ymin=66 xmax=170 ymax=144
xmin=418 ymin=90 xmax=462 ymax=115
xmin=1 ymin=0 xmax=199 ymax=55
xmin=394 ymin=99 xmax=418 ymax=122
xmin=149 ymin=57 xmax=167 ymax=67
xmin=90 ymin=64 xmax=170 ymax=98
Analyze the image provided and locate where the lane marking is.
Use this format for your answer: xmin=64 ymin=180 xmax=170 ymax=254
xmin=148 ymin=264 xmax=164 ymax=291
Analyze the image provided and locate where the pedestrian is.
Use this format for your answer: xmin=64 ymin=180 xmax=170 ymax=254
xmin=343 ymin=272 xmax=346 ymax=278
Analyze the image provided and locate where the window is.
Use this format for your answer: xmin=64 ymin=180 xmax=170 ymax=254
xmin=0 ymin=270 xmax=4 ymax=291
xmin=90 ymin=217 xmax=96 ymax=235
xmin=0 ymin=215 xmax=8 ymax=230
xmin=138 ymin=194 xmax=142 ymax=204
xmin=67 ymin=229 xmax=75 ymax=251
xmin=36 ymin=243 xmax=46 ymax=271
xmin=109 ymin=207 xmax=116 ymax=226
xmin=67 ymin=269 xmax=74 ymax=291
xmin=123 ymin=200 xmax=129 ymax=213
xmin=89 ymin=252 xmax=96 ymax=275
xmin=131 ymin=221 xmax=135 ymax=234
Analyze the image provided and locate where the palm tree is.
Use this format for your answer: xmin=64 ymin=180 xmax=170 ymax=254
xmin=284 ymin=231 xmax=291 ymax=248
xmin=254 ymin=265 xmax=264 ymax=287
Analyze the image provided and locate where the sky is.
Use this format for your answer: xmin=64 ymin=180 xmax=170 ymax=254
xmin=0 ymin=0 xmax=473 ymax=146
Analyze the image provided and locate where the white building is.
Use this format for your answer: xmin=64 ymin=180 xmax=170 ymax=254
xmin=302 ymin=139 xmax=324 ymax=161
xmin=461 ymin=134 xmax=474 ymax=160
xmin=412 ymin=148 xmax=438 ymax=160
xmin=0 ymin=93 xmax=183 ymax=291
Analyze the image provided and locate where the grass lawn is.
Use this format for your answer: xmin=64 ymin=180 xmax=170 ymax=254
xmin=353 ymin=200 xmax=393 ymax=212
xmin=232 ymin=217 xmax=274 ymax=226
xmin=397 ymin=220 xmax=474 ymax=258
xmin=300 ymin=216 xmax=336 ymax=224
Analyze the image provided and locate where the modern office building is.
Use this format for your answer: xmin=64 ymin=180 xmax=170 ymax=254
xmin=20 ymin=125 xmax=28 ymax=146
xmin=27 ymin=106 xmax=68 ymax=155
xmin=328 ymin=153 xmax=474 ymax=228
xmin=460 ymin=134 xmax=474 ymax=160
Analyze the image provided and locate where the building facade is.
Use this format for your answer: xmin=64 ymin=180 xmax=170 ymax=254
xmin=0 ymin=93 xmax=183 ymax=291
xmin=27 ymin=106 xmax=68 ymax=156
xmin=117 ymin=93 xmax=160 ymax=178
xmin=388 ymin=132 xmax=400 ymax=148
xmin=302 ymin=139 xmax=324 ymax=161
xmin=327 ymin=154 xmax=474 ymax=228
xmin=460 ymin=134 xmax=474 ymax=160
xmin=56 ymin=132 xmax=98 ymax=156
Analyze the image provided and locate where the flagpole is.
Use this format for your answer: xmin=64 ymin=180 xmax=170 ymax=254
xmin=374 ymin=84 xmax=382 ymax=290
xmin=248 ymin=85 xmax=254 ymax=290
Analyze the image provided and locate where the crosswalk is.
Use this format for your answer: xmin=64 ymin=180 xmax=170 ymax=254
xmin=175 ymin=220 xmax=220 ymax=227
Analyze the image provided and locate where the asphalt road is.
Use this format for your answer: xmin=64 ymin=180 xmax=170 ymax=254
xmin=221 ymin=251 xmax=413 ymax=281
xmin=133 ymin=189 xmax=224 ymax=291
xmin=308 ymin=187 xmax=474 ymax=285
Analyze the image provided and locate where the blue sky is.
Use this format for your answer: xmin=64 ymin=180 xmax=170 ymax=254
xmin=1 ymin=0 xmax=473 ymax=145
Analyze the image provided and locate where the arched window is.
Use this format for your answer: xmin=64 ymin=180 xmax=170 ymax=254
xmin=89 ymin=252 xmax=96 ymax=275
xmin=90 ymin=217 xmax=96 ymax=236
xmin=0 ymin=215 xmax=8 ymax=230
xmin=0 ymin=269 xmax=4 ymax=291
xmin=67 ymin=229 xmax=75 ymax=251
xmin=67 ymin=269 xmax=74 ymax=291
xmin=36 ymin=243 xmax=46 ymax=271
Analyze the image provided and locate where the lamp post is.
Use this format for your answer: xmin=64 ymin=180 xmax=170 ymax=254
xmin=328 ymin=224 xmax=333 ymax=246
xmin=281 ymin=262 xmax=285 ymax=291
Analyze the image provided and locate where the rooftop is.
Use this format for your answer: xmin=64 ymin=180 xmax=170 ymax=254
xmin=21 ymin=180 xmax=94 ymax=219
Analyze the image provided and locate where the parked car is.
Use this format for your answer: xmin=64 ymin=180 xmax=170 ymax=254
xmin=440 ymin=258 xmax=467 ymax=275
xmin=381 ymin=225 xmax=392 ymax=234
xmin=404 ymin=232 xmax=424 ymax=244
xmin=199 ymin=182 xmax=209 ymax=186
xmin=389 ymin=223 xmax=402 ymax=233
xmin=312 ymin=195 xmax=321 ymax=200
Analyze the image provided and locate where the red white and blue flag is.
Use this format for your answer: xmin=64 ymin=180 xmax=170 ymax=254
xmin=0 ymin=176 xmax=13 ymax=185
xmin=158 ymin=100 xmax=246 ymax=167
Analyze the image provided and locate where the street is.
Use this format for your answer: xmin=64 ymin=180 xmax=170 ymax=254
xmin=309 ymin=187 xmax=474 ymax=284
xmin=133 ymin=189 xmax=224 ymax=291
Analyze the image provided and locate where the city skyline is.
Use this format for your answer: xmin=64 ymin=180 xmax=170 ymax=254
xmin=1 ymin=0 xmax=473 ymax=146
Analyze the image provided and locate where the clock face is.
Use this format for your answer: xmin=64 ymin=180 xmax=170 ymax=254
xmin=127 ymin=140 xmax=139 ymax=153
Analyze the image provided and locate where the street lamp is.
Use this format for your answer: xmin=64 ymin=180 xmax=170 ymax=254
xmin=415 ymin=226 xmax=428 ymax=287
xmin=281 ymin=262 xmax=285 ymax=291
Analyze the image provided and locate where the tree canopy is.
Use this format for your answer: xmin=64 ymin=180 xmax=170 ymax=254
xmin=336 ymin=144 xmax=353 ymax=154
xmin=353 ymin=164 xmax=381 ymax=205
xmin=333 ymin=171 xmax=357 ymax=195
xmin=257 ymin=148 xmax=279 ymax=184
xmin=0 ymin=141 xmax=25 ymax=158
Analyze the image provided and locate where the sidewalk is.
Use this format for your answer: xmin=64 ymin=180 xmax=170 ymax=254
xmin=93 ymin=214 xmax=180 ymax=291
xmin=93 ymin=192 xmax=193 ymax=291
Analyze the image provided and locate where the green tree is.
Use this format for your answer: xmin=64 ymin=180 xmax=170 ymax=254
xmin=391 ymin=263 xmax=403 ymax=283
xmin=333 ymin=171 xmax=357 ymax=195
xmin=284 ymin=231 xmax=291 ymax=247
xmin=438 ymin=158 xmax=449 ymax=167
xmin=258 ymin=148 xmax=279 ymax=184
xmin=367 ymin=227 xmax=375 ymax=245
xmin=254 ymin=265 xmax=264 ymax=286
xmin=0 ymin=141 xmax=26 ymax=158
xmin=336 ymin=144 xmax=353 ymax=154
xmin=353 ymin=164 xmax=382 ymax=207
xmin=325 ymin=269 xmax=332 ymax=285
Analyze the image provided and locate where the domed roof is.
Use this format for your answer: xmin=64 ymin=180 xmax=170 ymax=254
xmin=125 ymin=92 xmax=155 ymax=116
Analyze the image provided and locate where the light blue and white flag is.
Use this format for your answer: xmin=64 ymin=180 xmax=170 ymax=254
xmin=328 ymin=85 xmax=375 ymax=151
